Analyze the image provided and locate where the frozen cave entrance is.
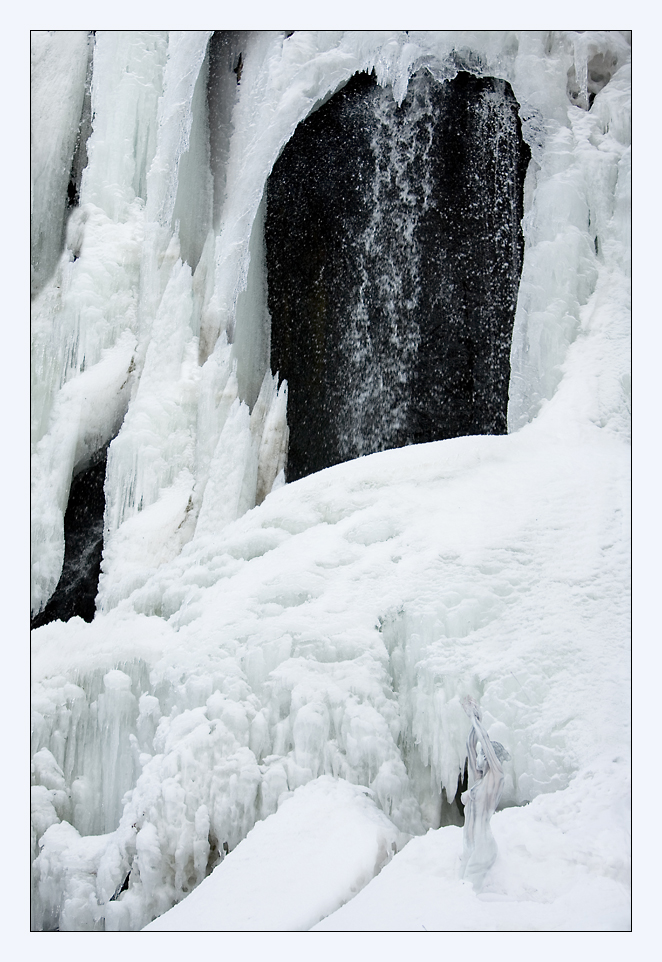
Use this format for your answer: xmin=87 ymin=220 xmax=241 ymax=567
xmin=266 ymin=69 xmax=531 ymax=482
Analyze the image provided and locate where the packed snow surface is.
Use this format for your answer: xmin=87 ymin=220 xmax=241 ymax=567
xmin=144 ymin=776 xmax=404 ymax=930
xmin=31 ymin=416 xmax=630 ymax=929
xmin=31 ymin=29 xmax=630 ymax=931
xmin=315 ymin=764 xmax=629 ymax=931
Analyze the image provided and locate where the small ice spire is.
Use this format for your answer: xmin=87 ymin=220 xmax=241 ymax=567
xmin=459 ymin=696 xmax=510 ymax=891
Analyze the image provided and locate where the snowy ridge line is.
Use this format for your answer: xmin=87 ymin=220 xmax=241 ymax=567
xmin=31 ymin=30 xmax=629 ymax=930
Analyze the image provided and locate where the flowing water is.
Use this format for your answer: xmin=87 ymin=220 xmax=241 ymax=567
xmin=266 ymin=69 xmax=530 ymax=481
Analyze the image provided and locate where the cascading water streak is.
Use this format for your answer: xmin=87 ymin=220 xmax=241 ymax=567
xmin=266 ymin=69 xmax=530 ymax=482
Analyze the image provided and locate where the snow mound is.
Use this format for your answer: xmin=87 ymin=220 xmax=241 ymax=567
xmin=315 ymin=760 xmax=630 ymax=931
xmin=31 ymin=419 xmax=629 ymax=929
xmin=145 ymin=775 xmax=404 ymax=930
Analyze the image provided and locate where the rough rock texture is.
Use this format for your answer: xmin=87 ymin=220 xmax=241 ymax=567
xmin=267 ymin=70 xmax=530 ymax=481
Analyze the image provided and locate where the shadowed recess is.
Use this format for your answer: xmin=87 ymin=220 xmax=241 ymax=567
xmin=31 ymin=450 xmax=108 ymax=629
xmin=266 ymin=70 xmax=530 ymax=482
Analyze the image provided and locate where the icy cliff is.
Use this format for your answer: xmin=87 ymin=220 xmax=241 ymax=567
xmin=31 ymin=30 xmax=630 ymax=931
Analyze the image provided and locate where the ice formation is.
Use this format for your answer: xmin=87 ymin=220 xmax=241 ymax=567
xmin=31 ymin=30 xmax=630 ymax=931
xmin=145 ymin=776 xmax=405 ymax=930
xmin=459 ymin=697 xmax=508 ymax=891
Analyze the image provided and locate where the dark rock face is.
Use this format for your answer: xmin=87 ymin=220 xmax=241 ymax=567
xmin=31 ymin=453 xmax=107 ymax=629
xmin=266 ymin=70 xmax=530 ymax=482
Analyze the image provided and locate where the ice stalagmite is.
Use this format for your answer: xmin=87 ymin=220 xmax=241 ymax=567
xmin=459 ymin=697 xmax=510 ymax=891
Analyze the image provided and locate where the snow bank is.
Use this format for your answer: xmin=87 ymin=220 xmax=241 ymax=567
xmin=31 ymin=410 xmax=629 ymax=928
xmin=315 ymin=758 xmax=630 ymax=931
xmin=144 ymin=776 xmax=404 ymax=930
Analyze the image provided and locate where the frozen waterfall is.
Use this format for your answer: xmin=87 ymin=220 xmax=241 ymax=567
xmin=31 ymin=30 xmax=630 ymax=931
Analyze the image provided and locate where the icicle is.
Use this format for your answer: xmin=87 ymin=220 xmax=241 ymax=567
xmin=195 ymin=398 xmax=258 ymax=537
xmin=253 ymin=373 xmax=289 ymax=505
xmin=98 ymin=259 xmax=200 ymax=611
xmin=31 ymin=30 xmax=91 ymax=297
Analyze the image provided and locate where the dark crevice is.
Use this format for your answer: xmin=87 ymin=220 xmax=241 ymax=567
xmin=110 ymin=871 xmax=130 ymax=901
xmin=31 ymin=449 xmax=108 ymax=629
xmin=266 ymin=69 xmax=530 ymax=482
xmin=65 ymin=34 xmax=94 ymax=215
xmin=439 ymin=759 xmax=469 ymax=827
xmin=233 ymin=52 xmax=243 ymax=84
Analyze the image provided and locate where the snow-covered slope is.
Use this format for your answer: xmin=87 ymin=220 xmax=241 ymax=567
xmin=314 ymin=766 xmax=630 ymax=931
xmin=145 ymin=776 xmax=404 ymax=931
xmin=31 ymin=30 xmax=630 ymax=931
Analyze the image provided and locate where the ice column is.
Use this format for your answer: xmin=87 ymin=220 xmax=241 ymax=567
xmin=460 ymin=697 xmax=509 ymax=891
xmin=31 ymin=31 xmax=169 ymax=616
xmin=31 ymin=30 xmax=91 ymax=297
